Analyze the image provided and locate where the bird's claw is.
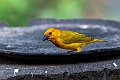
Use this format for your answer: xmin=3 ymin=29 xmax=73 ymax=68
xmin=65 ymin=49 xmax=76 ymax=55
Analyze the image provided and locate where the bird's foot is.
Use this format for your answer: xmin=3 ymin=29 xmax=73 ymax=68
xmin=65 ymin=49 xmax=76 ymax=55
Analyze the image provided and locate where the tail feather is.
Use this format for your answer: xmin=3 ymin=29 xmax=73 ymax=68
xmin=93 ymin=38 xmax=107 ymax=43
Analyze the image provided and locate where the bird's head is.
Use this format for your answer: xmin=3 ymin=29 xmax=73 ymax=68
xmin=43 ymin=28 xmax=60 ymax=41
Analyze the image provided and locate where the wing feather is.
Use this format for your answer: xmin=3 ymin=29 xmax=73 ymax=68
xmin=59 ymin=30 xmax=94 ymax=44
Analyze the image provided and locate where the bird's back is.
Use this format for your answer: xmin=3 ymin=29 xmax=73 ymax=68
xmin=59 ymin=30 xmax=95 ymax=44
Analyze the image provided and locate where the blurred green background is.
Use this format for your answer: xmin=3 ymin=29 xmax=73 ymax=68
xmin=0 ymin=0 xmax=120 ymax=27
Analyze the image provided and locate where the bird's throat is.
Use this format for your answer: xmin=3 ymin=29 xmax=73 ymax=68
xmin=50 ymin=39 xmax=56 ymax=44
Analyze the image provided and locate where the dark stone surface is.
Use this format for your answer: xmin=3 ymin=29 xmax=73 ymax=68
xmin=0 ymin=21 xmax=8 ymax=27
xmin=0 ymin=19 xmax=120 ymax=56
xmin=0 ymin=19 xmax=119 ymax=79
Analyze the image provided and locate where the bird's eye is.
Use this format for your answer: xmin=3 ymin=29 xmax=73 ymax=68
xmin=49 ymin=32 xmax=52 ymax=35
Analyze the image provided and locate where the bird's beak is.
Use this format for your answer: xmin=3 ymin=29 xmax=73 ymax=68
xmin=43 ymin=35 xmax=50 ymax=41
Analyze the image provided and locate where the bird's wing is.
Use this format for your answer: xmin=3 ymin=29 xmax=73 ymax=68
xmin=59 ymin=30 xmax=94 ymax=44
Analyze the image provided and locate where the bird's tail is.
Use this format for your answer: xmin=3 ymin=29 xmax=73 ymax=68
xmin=92 ymin=38 xmax=107 ymax=43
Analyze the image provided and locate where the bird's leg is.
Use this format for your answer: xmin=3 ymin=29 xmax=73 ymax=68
xmin=66 ymin=48 xmax=82 ymax=55
xmin=66 ymin=49 xmax=76 ymax=55
xmin=77 ymin=48 xmax=81 ymax=52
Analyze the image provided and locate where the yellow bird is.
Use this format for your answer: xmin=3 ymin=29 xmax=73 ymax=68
xmin=43 ymin=28 xmax=107 ymax=53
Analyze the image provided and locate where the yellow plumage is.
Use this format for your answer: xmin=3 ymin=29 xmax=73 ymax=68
xmin=43 ymin=27 xmax=107 ymax=52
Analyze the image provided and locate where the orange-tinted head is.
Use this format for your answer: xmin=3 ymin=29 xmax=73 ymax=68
xmin=43 ymin=28 xmax=59 ymax=41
